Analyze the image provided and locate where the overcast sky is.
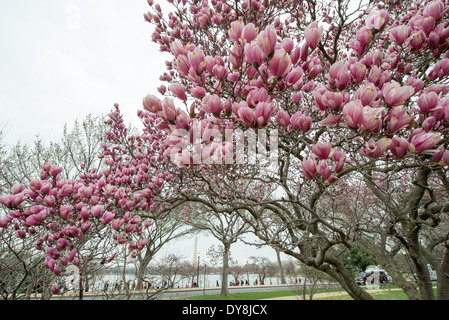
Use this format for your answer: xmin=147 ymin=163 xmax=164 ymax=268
xmin=0 ymin=0 xmax=168 ymax=146
xmin=0 ymin=1 xmax=283 ymax=264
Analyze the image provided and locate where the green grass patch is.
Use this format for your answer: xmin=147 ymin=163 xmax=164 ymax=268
xmin=184 ymin=289 xmax=299 ymax=300
xmin=181 ymin=284 xmax=438 ymax=300
xmin=318 ymin=289 xmax=409 ymax=300
xmin=181 ymin=286 xmax=347 ymax=300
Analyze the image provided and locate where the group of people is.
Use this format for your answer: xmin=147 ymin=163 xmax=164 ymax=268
xmin=227 ymin=279 xmax=265 ymax=286
xmin=103 ymin=280 xmax=158 ymax=291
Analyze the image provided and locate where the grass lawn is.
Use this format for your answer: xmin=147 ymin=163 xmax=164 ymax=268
xmin=182 ymin=284 xmax=438 ymax=300
xmin=181 ymin=286 xmax=364 ymax=300
xmin=184 ymin=289 xmax=300 ymax=300
xmin=318 ymin=289 xmax=410 ymax=300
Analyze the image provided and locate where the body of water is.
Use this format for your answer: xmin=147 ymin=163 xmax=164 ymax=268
xmin=72 ymin=272 xmax=305 ymax=292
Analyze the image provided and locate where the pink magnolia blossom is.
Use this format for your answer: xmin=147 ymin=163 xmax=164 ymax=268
xmin=312 ymin=142 xmax=332 ymax=160
xmin=191 ymin=86 xmax=206 ymax=99
xmin=240 ymin=23 xmax=258 ymax=45
xmin=410 ymin=132 xmax=441 ymax=153
xmin=212 ymin=64 xmax=227 ymax=80
xmin=319 ymin=115 xmax=341 ymax=126
xmin=315 ymin=87 xmax=346 ymax=111
xmin=422 ymin=116 xmax=436 ymax=131
xmin=328 ymin=61 xmax=351 ymax=90
xmin=257 ymin=25 xmax=277 ymax=57
xmin=169 ymin=83 xmax=187 ymax=101
xmin=228 ymin=20 xmax=244 ymax=43
xmin=81 ymin=221 xmax=92 ymax=233
xmin=389 ymin=25 xmax=412 ymax=45
xmin=59 ymin=205 xmax=72 ymax=219
xmin=354 ymin=83 xmax=378 ymax=106
xmin=286 ymin=67 xmax=304 ymax=86
xmin=175 ymin=109 xmax=190 ymax=129
xmin=418 ymin=91 xmax=440 ymax=113
xmin=350 ymin=62 xmax=368 ymax=83
xmin=342 ymin=100 xmax=364 ymax=128
xmin=44 ymin=195 xmax=56 ymax=207
xmin=439 ymin=150 xmax=449 ymax=165
xmin=136 ymin=239 xmax=148 ymax=250
xmin=238 ymin=106 xmax=255 ymax=126
xmin=349 ymin=39 xmax=365 ymax=56
xmin=359 ymin=106 xmax=385 ymax=133
xmin=276 ymin=110 xmax=290 ymax=128
xmin=51 ymin=283 xmax=60 ymax=295
xmin=290 ymin=112 xmax=312 ymax=132
xmin=304 ymin=21 xmax=323 ymax=49
xmin=187 ymin=48 xmax=206 ymax=73
xmin=65 ymin=249 xmax=77 ymax=263
xmin=254 ymin=102 xmax=275 ymax=127
xmin=268 ymin=49 xmax=292 ymax=78
xmin=162 ymin=97 xmax=178 ymax=122
xmin=0 ymin=217 xmax=10 ymax=228
xmin=428 ymin=58 xmax=449 ymax=81
xmin=319 ymin=160 xmax=332 ymax=181
xmin=443 ymin=98 xmax=449 ymax=121
xmin=366 ymin=9 xmax=390 ymax=30
xmin=357 ymin=26 xmax=373 ymax=45
xmin=244 ymin=43 xmax=265 ymax=67
xmin=423 ymin=0 xmax=444 ymax=21
xmin=170 ymin=40 xmax=186 ymax=58
xmin=389 ymin=137 xmax=410 ymax=159
xmin=382 ymin=82 xmax=415 ymax=106
xmin=0 ymin=195 xmax=14 ymax=209
xmin=101 ymin=211 xmax=115 ymax=225
xmin=25 ymin=215 xmax=39 ymax=227
xmin=282 ymin=38 xmax=294 ymax=53
xmin=360 ymin=138 xmax=391 ymax=158
xmin=57 ymin=238 xmax=68 ymax=250
xmin=409 ymin=30 xmax=427 ymax=50
xmin=301 ymin=157 xmax=318 ymax=180
xmin=143 ymin=94 xmax=162 ymax=114
xmin=333 ymin=150 xmax=346 ymax=173
xmin=11 ymin=184 xmax=25 ymax=195
xmin=91 ymin=205 xmax=103 ymax=217
xmin=387 ymin=106 xmax=413 ymax=132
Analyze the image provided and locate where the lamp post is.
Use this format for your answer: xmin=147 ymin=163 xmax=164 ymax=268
xmin=197 ymin=253 xmax=200 ymax=288
xmin=203 ymin=265 xmax=207 ymax=296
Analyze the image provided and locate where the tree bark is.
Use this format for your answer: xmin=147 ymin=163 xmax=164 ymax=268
xmin=136 ymin=249 xmax=154 ymax=290
xmin=276 ymin=249 xmax=286 ymax=284
xmin=437 ymin=247 xmax=449 ymax=300
xmin=220 ymin=243 xmax=230 ymax=296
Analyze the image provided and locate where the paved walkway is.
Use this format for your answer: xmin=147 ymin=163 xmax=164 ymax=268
xmin=262 ymin=288 xmax=403 ymax=300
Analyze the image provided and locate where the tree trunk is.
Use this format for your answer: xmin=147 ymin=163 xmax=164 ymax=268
xmin=437 ymin=247 xmax=449 ymax=300
xmin=78 ymin=276 xmax=84 ymax=300
xmin=276 ymin=249 xmax=286 ymax=284
xmin=220 ymin=243 xmax=230 ymax=296
xmin=322 ymin=256 xmax=374 ymax=300
xmin=384 ymin=262 xmax=420 ymax=300
xmin=362 ymin=239 xmax=421 ymax=300
xmin=136 ymin=249 xmax=154 ymax=290
xmin=408 ymin=237 xmax=435 ymax=300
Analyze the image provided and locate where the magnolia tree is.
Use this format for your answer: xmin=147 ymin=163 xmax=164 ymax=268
xmin=0 ymin=115 xmax=113 ymax=299
xmin=0 ymin=105 xmax=176 ymax=298
xmin=142 ymin=0 xmax=449 ymax=300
